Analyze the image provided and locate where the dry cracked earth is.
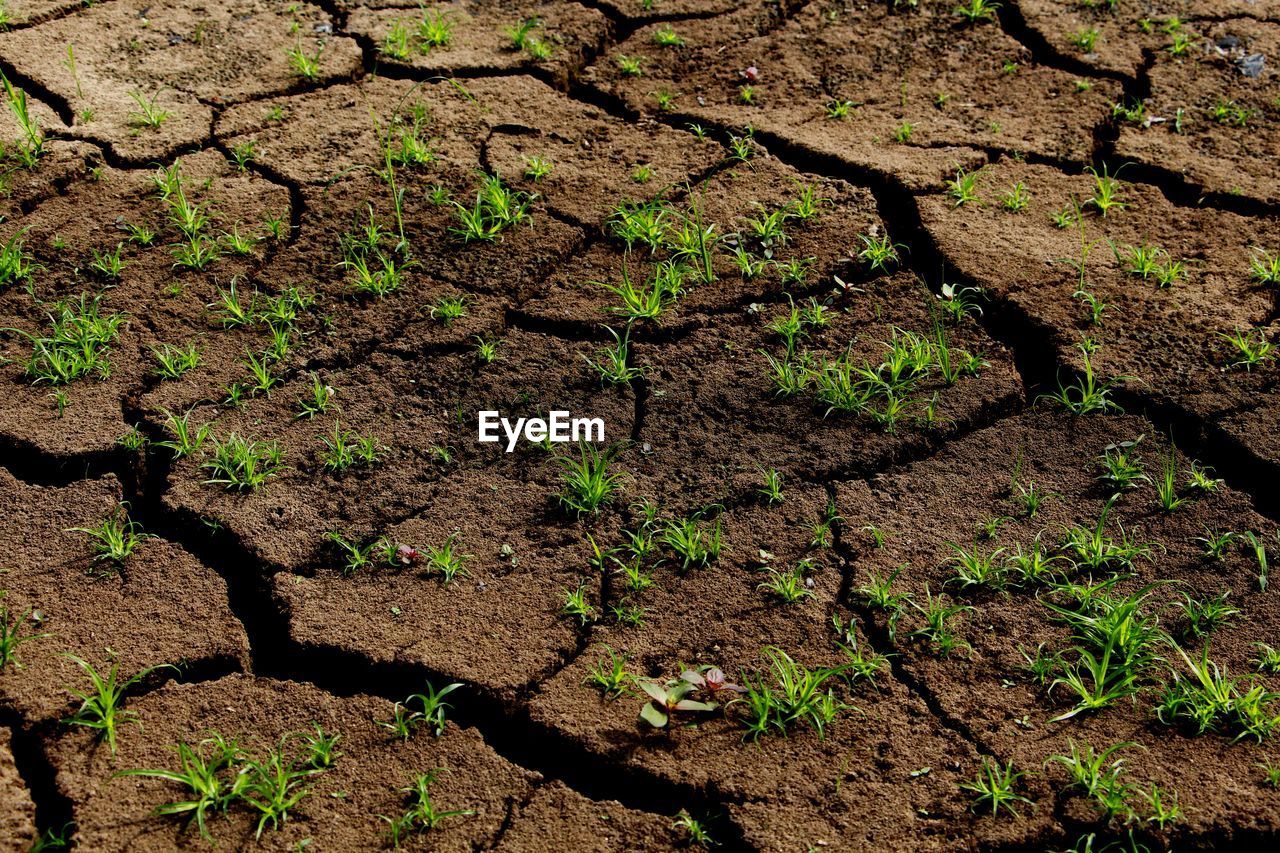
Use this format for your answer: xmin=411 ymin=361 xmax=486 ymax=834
xmin=0 ymin=0 xmax=1278 ymax=850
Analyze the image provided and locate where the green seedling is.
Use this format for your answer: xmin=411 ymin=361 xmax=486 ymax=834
xmin=960 ymin=759 xmax=1031 ymax=817
xmin=151 ymin=342 xmax=200 ymax=380
xmin=201 ymin=433 xmax=286 ymax=491
xmin=63 ymin=655 xmax=173 ymax=755
xmin=585 ymin=645 xmax=632 ymax=699
xmin=380 ymin=769 xmax=474 ymax=844
xmin=0 ymin=605 xmax=48 ymax=669
xmin=67 ymin=504 xmax=146 ymax=569
xmin=555 ymin=443 xmax=625 ymax=515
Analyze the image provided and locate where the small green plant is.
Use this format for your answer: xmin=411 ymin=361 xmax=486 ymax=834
xmin=583 ymin=326 xmax=643 ymax=384
xmin=738 ymin=646 xmax=850 ymax=740
xmin=1219 ymin=327 xmax=1275 ymax=370
xmin=67 ymin=504 xmax=146 ymax=569
xmin=201 ymin=434 xmax=286 ymax=491
xmin=585 ymin=645 xmax=632 ymax=699
xmin=154 ymin=408 xmax=210 ymax=458
xmin=296 ymin=373 xmax=333 ymax=419
xmin=1001 ymin=181 xmax=1030 ymax=212
xmin=954 ymin=0 xmax=1000 ymax=25
xmin=1249 ymin=249 xmax=1280 ymax=287
xmin=380 ymin=769 xmax=474 ymax=844
xmin=555 ymin=443 xmax=624 ymax=515
xmin=960 ymin=759 xmax=1031 ymax=817
xmin=1155 ymin=441 xmax=1187 ymax=512
xmin=286 ymin=42 xmax=322 ymax=80
xmin=615 ymin=53 xmax=644 ymax=77
xmin=418 ymin=10 xmax=453 ymax=49
xmin=652 ymin=24 xmax=685 ymax=47
xmin=523 ymin=156 xmax=553 ymax=182
xmin=757 ymin=468 xmax=784 ymax=505
xmin=1084 ymin=165 xmax=1126 ymax=217
xmin=151 ymin=342 xmax=201 ymax=380
xmin=320 ymin=422 xmax=383 ymax=472
xmin=128 ymin=90 xmax=171 ymax=128
xmin=377 ymin=681 xmax=463 ymax=740
xmin=660 ymin=511 xmax=724 ymax=571
xmin=562 ymin=581 xmax=596 ymax=625
xmin=825 ymin=98 xmax=855 ymax=119
xmin=63 ymin=655 xmax=172 ymax=755
xmin=2 ymin=72 xmax=45 ymax=167
xmin=1041 ymin=341 xmax=1127 ymax=415
xmin=0 ymin=604 xmax=48 ymax=670
xmin=948 ymin=166 xmax=982 ymax=207
xmin=672 ymin=811 xmax=715 ymax=846
xmin=758 ymin=565 xmax=815 ymax=604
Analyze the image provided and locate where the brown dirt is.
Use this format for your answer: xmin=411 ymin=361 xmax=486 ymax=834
xmin=0 ymin=0 xmax=1278 ymax=850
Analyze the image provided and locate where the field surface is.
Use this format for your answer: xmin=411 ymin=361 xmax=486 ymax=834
xmin=0 ymin=0 xmax=1278 ymax=850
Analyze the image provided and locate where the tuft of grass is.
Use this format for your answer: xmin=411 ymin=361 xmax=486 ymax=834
xmin=555 ymin=443 xmax=625 ymax=515
xmin=380 ymin=769 xmax=474 ymax=845
xmin=201 ymin=434 xmax=286 ymax=491
xmin=960 ymin=758 xmax=1031 ymax=817
xmin=63 ymin=655 xmax=173 ymax=755
xmin=67 ymin=503 xmax=146 ymax=569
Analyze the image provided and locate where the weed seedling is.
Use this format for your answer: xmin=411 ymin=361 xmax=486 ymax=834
xmin=155 ymin=408 xmax=210 ymax=458
xmin=381 ymin=769 xmax=474 ymax=843
xmin=555 ymin=443 xmax=624 ymax=515
xmin=1001 ymin=181 xmax=1030 ymax=212
xmin=128 ymin=90 xmax=171 ymax=128
xmin=757 ymin=468 xmax=784 ymax=505
xmin=1084 ymin=165 xmax=1126 ymax=217
xmin=151 ymin=342 xmax=200 ymax=380
xmin=652 ymin=24 xmax=685 ymax=47
xmin=954 ymin=0 xmax=1000 ymax=25
xmin=287 ymin=42 xmax=322 ymax=80
xmin=201 ymin=434 xmax=286 ymax=491
xmin=585 ymin=645 xmax=632 ymax=699
xmin=672 ymin=811 xmax=714 ymax=846
xmin=63 ymin=655 xmax=172 ymax=755
xmin=68 ymin=504 xmax=146 ymax=569
xmin=0 ymin=605 xmax=48 ymax=669
xmin=1 ymin=72 xmax=44 ymax=167
xmin=583 ymin=326 xmax=643 ymax=384
xmin=960 ymin=759 xmax=1031 ymax=817
xmin=562 ymin=581 xmax=597 ymax=625
xmin=116 ymin=733 xmax=246 ymax=841
xmin=758 ymin=565 xmax=815 ymax=604
xmin=948 ymin=166 xmax=982 ymax=207
xmin=1219 ymin=327 xmax=1274 ymax=370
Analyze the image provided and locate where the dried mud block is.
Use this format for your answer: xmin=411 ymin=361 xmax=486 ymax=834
xmin=0 ymin=471 xmax=249 ymax=724
xmin=517 ymin=157 xmax=890 ymax=328
xmin=0 ymin=728 xmax=36 ymax=851
xmin=497 ymin=780 xmax=673 ymax=851
xmin=584 ymin=1 xmax=1118 ymax=187
xmin=348 ymin=0 xmax=608 ymax=84
xmin=1019 ymin=1 xmax=1280 ymax=79
xmin=623 ymin=273 xmax=1022 ymax=505
xmin=0 ymin=149 xmax=290 ymax=462
xmin=218 ymin=75 xmax=650 ymax=190
xmin=834 ymin=410 xmax=1280 ymax=846
xmin=159 ymin=329 xmax=636 ymax=574
xmin=48 ymin=675 xmax=533 ymax=850
xmin=528 ymin=487 xmax=1013 ymax=847
xmin=0 ymin=0 xmax=362 ymax=162
xmin=1113 ymin=19 xmax=1280 ymax=205
xmin=916 ymin=158 xmax=1280 ymax=469
xmin=273 ymin=468 xmax=600 ymax=698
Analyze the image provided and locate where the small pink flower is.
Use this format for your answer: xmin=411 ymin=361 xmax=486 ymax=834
xmin=395 ymin=544 xmax=422 ymax=566
xmin=742 ymin=66 xmax=760 ymax=83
